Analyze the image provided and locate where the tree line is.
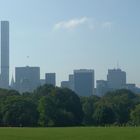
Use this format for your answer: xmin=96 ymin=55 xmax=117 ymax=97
xmin=0 ymin=85 xmax=140 ymax=127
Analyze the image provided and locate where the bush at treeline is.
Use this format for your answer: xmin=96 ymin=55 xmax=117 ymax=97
xmin=0 ymin=85 xmax=140 ymax=127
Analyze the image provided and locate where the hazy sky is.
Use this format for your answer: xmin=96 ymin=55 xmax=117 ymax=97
xmin=0 ymin=0 xmax=140 ymax=86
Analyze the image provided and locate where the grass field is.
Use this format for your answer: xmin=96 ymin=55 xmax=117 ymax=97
xmin=0 ymin=127 xmax=140 ymax=140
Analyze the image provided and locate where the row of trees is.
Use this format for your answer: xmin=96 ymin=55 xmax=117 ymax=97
xmin=81 ymin=89 xmax=140 ymax=126
xmin=0 ymin=85 xmax=140 ymax=127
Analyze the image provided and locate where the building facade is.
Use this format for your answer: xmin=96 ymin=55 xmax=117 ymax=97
xmin=69 ymin=74 xmax=74 ymax=91
xmin=15 ymin=66 xmax=40 ymax=92
xmin=74 ymin=69 xmax=94 ymax=96
xmin=107 ymin=69 xmax=126 ymax=90
xmin=45 ymin=73 xmax=56 ymax=86
xmin=0 ymin=21 xmax=9 ymax=89
xmin=96 ymin=80 xmax=108 ymax=96
xmin=61 ymin=81 xmax=70 ymax=89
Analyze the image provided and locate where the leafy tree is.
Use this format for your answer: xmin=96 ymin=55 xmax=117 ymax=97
xmin=34 ymin=84 xmax=55 ymax=97
xmin=130 ymin=104 xmax=140 ymax=125
xmin=81 ymin=96 xmax=100 ymax=125
xmin=1 ymin=96 xmax=38 ymax=127
xmin=93 ymin=101 xmax=115 ymax=125
xmin=0 ymin=89 xmax=20 ymax=126
xmin=0 ymin=89 xmax=20 ymax=98
xmin=38 ymin=88 xmax=83 ymax=127
xmin=103 ymin=89 xmax=137 ymax=125
xmin=38 ymin=96 xmax=54 ymax=126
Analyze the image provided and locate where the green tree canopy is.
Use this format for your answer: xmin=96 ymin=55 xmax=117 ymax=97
xmin=38 ymin=87 xmax=83 ymax=127
xmin=130 ymin=104 xmax=140 ymax=125
xmin=1 ymin=96 xmax=38 ymax=127
xmin=81 ymin=95 xmax=100 ymax=125
xmin=93 ymin=101 xmax=115 ymax=125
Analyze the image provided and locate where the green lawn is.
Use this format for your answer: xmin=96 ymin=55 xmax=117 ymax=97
xmin=0 ymin=127 xmax=140 ymax=140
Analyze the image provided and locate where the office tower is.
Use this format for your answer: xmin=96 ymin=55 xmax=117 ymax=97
xmin=96 ymin=80 xmax=108 ymax=97
xmin=0 ymin=21 xmax=9 ymax=89
xmin=45 ymin=73 xmax=56 ymax=86
xmin=61 ymin=81 xmax=70 ymax=89
xmin=15 ymin=66 xmax=40 ymax=92
xmin=69 ymin=74 xmax=74 ymax=91
xmin=74 ymin=69 xmax=94 ymax=96
xmin=107 ymin=68 xmax=126 ymax=90
xmin=60 ymin=75 xmax=74 ymax=90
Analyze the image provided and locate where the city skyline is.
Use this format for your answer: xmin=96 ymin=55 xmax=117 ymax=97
xmin=0 ymin=0 xmax=140 ymax=86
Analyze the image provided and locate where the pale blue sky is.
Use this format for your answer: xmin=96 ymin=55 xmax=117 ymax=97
xmin=0 ymin=0 xmax=140 ymax=86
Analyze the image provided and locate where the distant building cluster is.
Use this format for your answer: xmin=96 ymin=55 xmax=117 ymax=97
xmin=61 ymin=68 xmax=140 ymax=96
xmin=12 ymin=66 xmax=56 ymax=93
xmin=0 ymin=21 xmax=140 ymax=96
xmin=96 ymin=69 xmax=140 ymax=96
xmin=61 ymin=69 xmax=94 ymax=96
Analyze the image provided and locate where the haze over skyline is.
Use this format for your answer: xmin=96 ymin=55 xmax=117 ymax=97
xmin=0 ymin=0 xmax=140 ymax=86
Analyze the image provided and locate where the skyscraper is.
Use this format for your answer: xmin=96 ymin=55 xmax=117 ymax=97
xmin=45 ymin=73 xmax=56 ymax=86
xmin=15 ymin=66 xmax=40 ymax=92
xmin=0 ymin=21 xmax=9 ymax=89
xmin=107 ymin=68 xmax=126 ymax=90
xmin=74 ymin=69 xmax=94 ymax=96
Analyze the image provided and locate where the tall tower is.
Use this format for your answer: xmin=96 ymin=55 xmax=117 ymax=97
xmin=0 ymin=21 xmax=9 ymax=89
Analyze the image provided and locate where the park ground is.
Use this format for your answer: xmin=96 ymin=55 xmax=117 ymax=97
xmin=0 ymin=127 xmax=139 ymax=140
